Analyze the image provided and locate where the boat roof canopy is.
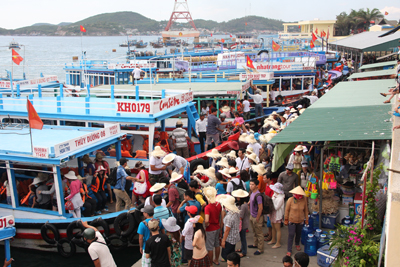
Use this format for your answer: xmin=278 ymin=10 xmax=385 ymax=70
xmin=270 ymin=79 xmax=394 ymax=143
xmin=332 ymin=31 xmax=400 ymax=52
xmin=359 ymin=60 xmax=398 ymax=70
xmin=349 ymin=69 xmax=396 ymax=79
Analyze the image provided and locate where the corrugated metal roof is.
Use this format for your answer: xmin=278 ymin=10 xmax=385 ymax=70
xmin=359 ymin=60 xmax=398 ymax=70
xmin=270 ymin=79 xmax=395 ymax=143
xmin=333 ymin=31 xmax=400 ymax=51
xmin=349 ymin=69 xmax=396 ymax=79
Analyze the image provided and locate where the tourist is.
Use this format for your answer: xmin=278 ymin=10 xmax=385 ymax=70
xmin=240 ymin=170 xmax=251 ymax=192
xmin=82 ymin=221 xmax=117 ymax=267
xmin=205 ymin=108 xmax=231 ymax=151
xmin=263 ymin=173 xmax=274 ymax=242
xmin=114 ymin=158 xmax=135 ymax=212
xmin=31 ymin=175 xmax=50 ymax=209
xmin=268 ymin=183 xmax=285 ymax=249
xmin=132 ymin=161 xmax=151 ymax=207
xmin=178 ymin=190 xmax=201 ymax=223
xmin=288 ymin=145 xmax=304 ymax=173
xmin=189 ymin=180 xmax=207 ymax=212
xmin=162 ymin=217 xmax=182 ymax=267
xmin=146 ymin=183 xmax=167 ymax=207
xmin=227 ymin=252 xmax=240 ymax=267
xmin=182 ymin=205 xmax=198 ymax=266
xmin=163 ymin=153 xmax=190 ymax=183
xmin=277 ymin=163 xmax=299 ymax=200
xmin=38 ymin=173 xmax=60 ymax=211
xmin=207 ymin=149 xmax=222 ymax=169
xmin=232 ymin=189 xmax=249 ymax=258
xmin=236 ymin=149 xmax=250 ymax=172
xmin=203 ymin=187 xmax=222 ymax=265
xmin=221 ymin=105 xmax=232 ymax=118
xmin=190 ymin=215 xmax=212 ymax=267
xmin=171 ymin=120 xmax=191 ymax=158
xmin=251 ymin=163 xmax=267 ymax=194
xmin=227 ymin=151 xmax=237 ymax=162
xmin=303 ymin=91 xmax=318 ymax=105
xmin=247 ymin=88 xmax=263 ymax=118
xmin=64 ymin=171 xmax=83 ymax=218
xmin=298 ymin=160 xmax=310 ymax=189
xmin=145 ymin=219 xmax=172 ymax=267
xmin=242 ymin=97 xmax=250 ymax=120
xmin=219 ymin=195 xmax=240 ymax=262
xmin=218 ymin=113 xmax=228 ymax=140
xmin=153 ymin=194 xmax=171 ymax=220
xmin=196 ymin=113 xmax=208 ymax=153
xmin=138 ymin=205 xmax=165 ymax=267
xmin=94 ymin=152 xmax=112 ymax=204
xmin=284 ymin=186 xmax=309 ymax=257
xmin=218 ymin=169 xmax=232 ymax=188
xmin=132 ymin=66 xmax=145 ymax=85
xmin=82 ymin=154 xmax=95 ymax=184
xmin=164 ymin=174 xmax=181 ymax=219
xmin=248 ymin=179 xmax=264 ymax=255
xmin=216 ymin=157 xmax=229 ymax=171
xmin=149 ymin=146 xmax=167 ymax=186
xmin=78 ymin=175 xmax=97 ymax=217
xmin=246 ymin=135 xmax=262 ymax=157
xmin=282 ymin=255 xmax=293 ymax=267
xmin=226 ymin=167 xmax=246 ymax=194
xmin=294 ymin=252 xmax=309 ymax=267
xmin=215 ymin=172 xmax=227 ymax=195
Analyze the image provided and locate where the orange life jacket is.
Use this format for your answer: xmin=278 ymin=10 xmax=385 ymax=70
xmin=80 ymin=183 xmax=91 ymax=202
xmin=0 ymin=186 xmax=6 ymax=195
xmin=122 ymin=139 xmax=132 ymax=152
xmin=21 ymin=191 xmax=32 ymax=205
xmin=91 ymin=174 xmax=106 ymax=193
xmin=143 ymin=138 xmax=149 ymax=154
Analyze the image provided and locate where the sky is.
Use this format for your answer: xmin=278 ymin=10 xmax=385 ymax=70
xmin=0 ymin=0 xmax=399 ymax=29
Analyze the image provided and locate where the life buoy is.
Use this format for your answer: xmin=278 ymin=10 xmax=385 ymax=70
xmin=71 ymin=236 xmax=88 ymax=251
xmin=66 ymin=220 xmax=86 ymax=241
xmin=41 ymin=223 xmax=60 ymax=245
xmin=190 ymin=158 xmax=209 ymax=175
xmin=275 ymin=95 xmax=284 ymax=103
xmin=114 ymin=212 xmax=136 ymax=237
xmin=107 ymin=234 xmax=128 ymax=251
xmin=57 ymin=238 xmax=76 ymax=258
xmin=90 ymin=217 xmax=110 ymax=237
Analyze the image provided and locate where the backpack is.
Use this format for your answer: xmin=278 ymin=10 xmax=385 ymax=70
xmin=230 ymin=180 xmax=245 ymax=191
xmin=172 ymin=185 xmax=185 ymax=202
xmin=108 ymin=167 xmax=118 ymax=186
xmin=253 ymin=193 xmax=275 ymax=215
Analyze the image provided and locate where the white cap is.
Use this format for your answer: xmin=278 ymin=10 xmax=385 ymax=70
xmin=284 ymin=107 xmax=290 ymax=111
xmin=297 ymin=105 xmax=303 ymax=109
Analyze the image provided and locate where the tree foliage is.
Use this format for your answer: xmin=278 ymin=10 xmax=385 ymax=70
xmin=335 ymin=8 xmax=383 ymax=36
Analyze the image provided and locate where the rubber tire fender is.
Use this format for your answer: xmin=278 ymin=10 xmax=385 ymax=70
xmin=57 ymin=238 xmax=76 ymax=258
xmin=114 ymin=212 xmax=136 ymax=237
xmin=90 ymin=217 xmax=110 ymax=237
xmin=40 ymin=223 xmax=60 ymax=245
xmin=275 ymin=95 xmax=284 ymax=103
xmin=66 ymin=220 xmax=86 ymax=241
xmin=107 ymin=234 xmax=128 ymax=252
xmin=190 ymin=158 xmax=209 ymax=175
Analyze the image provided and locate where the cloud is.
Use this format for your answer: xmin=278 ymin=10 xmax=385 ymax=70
xmin=380 ymin=6 xmax=400 ymax=20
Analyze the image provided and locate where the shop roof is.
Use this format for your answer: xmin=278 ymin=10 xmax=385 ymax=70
xmin=359 ymin=60 xmax=398 ymax=70
xmin=349 ymin=69 xmax=396 ymax=79
xmin=270 ymin=79 xmax=395 ymax=143
xmin=332 ymin=31 xmax=400 ymax=52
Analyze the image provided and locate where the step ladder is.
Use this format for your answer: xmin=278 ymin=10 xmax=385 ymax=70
xmin=185 ymin=102 xmax=200 ymax=138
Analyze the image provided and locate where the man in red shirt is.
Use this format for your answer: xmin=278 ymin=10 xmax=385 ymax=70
xmin=263 ymin=173 xmax=274 ymax=242
xmin=203 ymin=187 xmax=222 ymax=265
xmin=161 ymin=176 xmax=180 ymax=219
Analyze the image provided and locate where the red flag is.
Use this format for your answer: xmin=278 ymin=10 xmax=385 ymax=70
xmin=245 ymin=22 xmax=247 ymax=26
xmin=298 ymin=25 xmax=301 ymax=29
xmin=246 ymin=55 xmax=255 ymax=69
xmin=221 ymin=39 xmax=225 ymax=43
xmin=321 ymin=31 xmax=326 ymax=37
xmin=327 ymin=28 xmax=330 ymax=40
xmin=310 ymin=41 xmax=315 ymax=48
xmin=385 ymin=11 xmax=389 ymax=15
xmin=315 ymin=28 xmax=318 ymax=34
xmin=80 ymin=25 xmax=86 ymax=33
xmin=27 ymin=100 xmax=43 ymax=130
xmin=272 ymin=40 xmax=280 ymax=51
xmin=12 ymin=49 xmax=23 ymax=65
xmin=312 ymin=32 xmax=317 ymax=42
xmin=211 ymin=33 xmax=213 ymax=37
xmin=230 ymin=34 xmax=232 ymax=38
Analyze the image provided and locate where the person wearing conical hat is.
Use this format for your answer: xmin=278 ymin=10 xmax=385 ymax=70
xmin=284 ymin=186 xmax=309 ymax=256
xmin=149 ymin=146 xmax=167 ymax=186
xmin=163 ymin=153 xmax=191 ymax=184
xmin=232 ymin=189 xmax=250 ymax=258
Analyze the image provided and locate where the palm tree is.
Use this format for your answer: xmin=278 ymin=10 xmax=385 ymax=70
xmin=335 ymin=12 xmax=350 ymax=36
xmin=355 ymin=8 xmax=384 ymax=30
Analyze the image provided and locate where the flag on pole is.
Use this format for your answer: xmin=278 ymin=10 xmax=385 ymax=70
xmin=312 ymin=32 xmax=317 ymax=42
xmin=221 ymin=39 xmax=225 ymax=43
xmin=272 ymin=40 xmax=281 ymax=51
xmin=27 ymin=99 xmax=43 ymax=130
xmin=230 ymin=34 xmax=232 ymax=37
xmin=385 ymin=11 xmax=389 ymax=15
xmin=321 ymin=31 xmax=326 ymax=37
xmin=246 ymin=55 xmax=255 ymax=69
xmin=327 ymin=28 xmax=330 ymax=40
xmin=310 ymin=41 xmax=315 ymax=49
xmin=211 ymin=33 xmax=213 ymax=37
xmin=80 ymin=25 xmax=86 ymax=33
xmin=12 ymin=49 xmax=23 ymax=65
xmin=315 ymin=28 xmax=318 ymax=34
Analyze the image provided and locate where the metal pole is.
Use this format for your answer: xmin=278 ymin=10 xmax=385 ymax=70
xmin=319 ymin=145 xmax=325 ymax=229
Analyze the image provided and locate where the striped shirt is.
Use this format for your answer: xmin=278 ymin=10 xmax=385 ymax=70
xmin=153 ymin=206 xmax=170 ymax=220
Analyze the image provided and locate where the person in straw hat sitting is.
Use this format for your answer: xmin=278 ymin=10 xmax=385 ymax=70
xmin=246 ymin=134 xmax=262 ymax=158
xmin=163 ymin=153 xmax=190 ymax=183
xmin=192 ymin=167 xmax=217 ymax=188
xmin=203 ymin=187 xmax=222 ymax=265
xmin=218 ymin=194 xmax=240 ymax=261
xmin=231 ymin=189 xmax=250 ymax=258
xmin=284 ymin=186 xmax=309 ymax=257
xmin=149 ymin=146 xmax=168 ymax=186
xmin=146 ymin=183 xmax=167 ymax=207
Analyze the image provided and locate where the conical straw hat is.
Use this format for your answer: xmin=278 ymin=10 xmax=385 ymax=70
xmin=289 ymin=186 xmax=306 ymax=196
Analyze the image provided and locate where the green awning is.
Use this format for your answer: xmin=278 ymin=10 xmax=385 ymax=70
xmin=270 ymin=79 xmax=395 ymax=144
xmin=359 ymin=60 xmax=397 ymax=70
xmin=349 ymin=69 xmax=396 ymax=80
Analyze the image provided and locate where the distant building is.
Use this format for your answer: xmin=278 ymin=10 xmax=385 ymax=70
xmin=280 ymin=19 xmax=342 ymax=42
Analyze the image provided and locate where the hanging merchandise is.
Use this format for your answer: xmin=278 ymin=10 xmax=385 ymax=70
xmin=305 ymin=173 xmax=319 ymax=199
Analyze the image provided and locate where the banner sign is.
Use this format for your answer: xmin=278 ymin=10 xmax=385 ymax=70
xmin=241 ymin=79 xmax=252 ymax=92
xmin=253 ymin=62 xmax=308 ymax=72
xmin=0 ymin=76 xmax=58 ymax=89
xmin=239 ymin=73 xmax=274 ymax=81
xmin=108 ymin=61 xmax=156 ymax=69
xmin=54 ymin=124 xmax=121 ymax=157
xmin=33 ymin=146 xmax=49 ymax=158
xmin=116 ymin=92 xmax=193 ymax=114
